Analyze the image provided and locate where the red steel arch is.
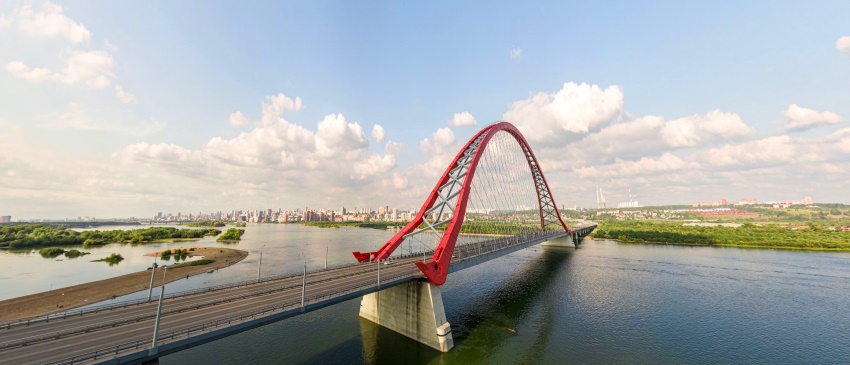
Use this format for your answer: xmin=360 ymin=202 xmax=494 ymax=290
xmin=353 ymin=122 xmax=569 ymax=285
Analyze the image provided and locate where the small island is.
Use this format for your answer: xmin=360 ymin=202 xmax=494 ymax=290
xmin=93 ymin=253 xmax=125 ymax=265
xmin=0 ymin=224 xmax=221 ymax=249
xmin=217 ymin=228 xmax=245 ymax=242
xmin=38 ymin=247 xmax=91 ymax=259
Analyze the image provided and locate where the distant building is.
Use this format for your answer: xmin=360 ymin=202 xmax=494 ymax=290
xmin=0 ymin=216 xmax=10 ymax=223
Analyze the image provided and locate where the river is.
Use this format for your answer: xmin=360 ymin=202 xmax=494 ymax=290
xmin=3 ymin=224 xmax=850 ymax=363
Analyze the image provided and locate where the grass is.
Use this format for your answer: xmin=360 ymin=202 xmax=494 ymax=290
xmin=170 ymin=259 xmax=215 ymax=268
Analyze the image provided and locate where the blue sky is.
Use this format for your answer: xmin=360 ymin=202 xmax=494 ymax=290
xmin=1 ymin=1 xmax=849 ymax=219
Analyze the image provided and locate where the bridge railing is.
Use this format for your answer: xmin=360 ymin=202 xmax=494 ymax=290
xmin=45 ymin=272 xmax=414 ymax=365
xmin=0 ymin=264 xmax=403 ymax=350
xmin=0 ymin=253 xmax=431 ymax=330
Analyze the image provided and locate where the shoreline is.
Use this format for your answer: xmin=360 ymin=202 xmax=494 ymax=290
xmin=0 ymin=237 xmax=207 ymax=252
xmin=588 ymin=237 xmax=850 ymax=252
xmin=0 ymin=247 xmax=248 ymax=322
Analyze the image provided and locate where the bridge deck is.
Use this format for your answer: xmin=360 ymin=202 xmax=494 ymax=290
xmin=0 ymin=226 xmax=593 ymax=365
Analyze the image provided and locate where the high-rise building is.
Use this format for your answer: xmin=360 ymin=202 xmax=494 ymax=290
xmin=0 ymin=216 xmax=11 ymax=223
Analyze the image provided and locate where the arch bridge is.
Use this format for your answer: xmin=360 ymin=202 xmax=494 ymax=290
xmin=0 ymin=122 xmax=595 ymax=364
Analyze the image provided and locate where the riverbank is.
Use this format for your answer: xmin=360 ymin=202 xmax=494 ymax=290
xmin=590 ymin=220 xmax=850 ymax=251
xmin=0 ymin=247 xmax=248 ymax=322
xmin=587 ymin=237 xmax=850 ymax=252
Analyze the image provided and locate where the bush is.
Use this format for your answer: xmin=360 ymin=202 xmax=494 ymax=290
xmin=38 ymin=247 xmax=65 ymax=258
xmin=217 ymin=228 xmax=245 ymax=242
xmin=64 ymin=249 xmax=90 ymax=259
xmin=96 ymin=253 xmax=124 ymax=265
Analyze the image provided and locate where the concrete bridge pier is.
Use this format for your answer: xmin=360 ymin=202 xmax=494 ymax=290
xmin=541 ymin=234 xmax=576 ymax=248
xmin=359 ymin=279 xmax=454 ymax=352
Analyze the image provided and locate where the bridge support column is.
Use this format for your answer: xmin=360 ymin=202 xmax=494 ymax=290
xmin=359 ymin=279 xmax=454 ymax=352
xmin=541 ymin=234 xmax=575 ymax=248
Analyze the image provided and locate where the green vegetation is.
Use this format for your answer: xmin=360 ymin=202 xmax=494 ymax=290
xmin=160 ymin=248 xmax=190 ymax=261
xmin=235 ymin=222 xmax=247 ymax=227
xmin=38 ymin=247 xmax=91 ymax=259
xmin=183 ymin=221 xmax=226 ymax=227
xmin=170 ymin=259 xmax=215 ymax=268
xmin=95 ymin=253 xmax=124 ymax=265
xmin=64 ymin=249 xmax=90 ymax=258
xmin=301 ymin=221 xmax=397 ymax=230
xmin=217 ymin=228 xmax=245 ymax=241
xmin=38 ymin=247 xmax=66 ymax=258
xmin=0 ymin=221 xmax=140 ymax=228
xmin=592 ymin=220 xmax=850 ymax=250
xmin=0 ymin=224 xmax=221 ymax=249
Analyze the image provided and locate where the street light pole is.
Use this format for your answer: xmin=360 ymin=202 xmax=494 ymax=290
xmin=257 ymin=245 xmax=265 ymax=283
xmin=147 ymin=256 xmax=157 ymax=302
xmin=377 ymin=254 xmax=381 ymax=288
xmin=149 ymin=265 xmax=167 ymax=356
xmin=300 ymin=255 xmax=306 ymax=312
xmin=325 ymin=242 xmax=328 ymax=270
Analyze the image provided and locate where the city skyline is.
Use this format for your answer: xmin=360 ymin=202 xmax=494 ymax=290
xmin=2 ymin=1 xmax=849 ymax=219
xmin=3 ymin=193 xmax=827 ymax=222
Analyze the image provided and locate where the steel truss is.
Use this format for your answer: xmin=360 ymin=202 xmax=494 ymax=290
xmin=352 ymin=122 xmax=569 ymax=285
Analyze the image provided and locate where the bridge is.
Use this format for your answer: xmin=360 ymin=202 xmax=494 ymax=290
xmin=0 ymin=122 xmax=596 ymax=364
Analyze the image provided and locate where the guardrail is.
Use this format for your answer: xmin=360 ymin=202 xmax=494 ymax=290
xmin=45 ymin=272 xmax=414 ymax=365
xmin=0 ymin=253 xmax=434 ymax=331
xmin=0 ymin=266 xmax=390 ymax=350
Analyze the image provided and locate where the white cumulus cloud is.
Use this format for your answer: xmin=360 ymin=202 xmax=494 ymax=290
xmin=114 ymin=85 xmax=136 ymax=103
xmin=697 ymin=136 xmax=799 ymax=167
xmin=783 ymin=104 xmax=842 ymax=132
xmin=10 ymin=1 xmax=91 ymax=43
xmin=117 ymin=93 xmax=398 ymax=199
xmin=6 ymin=61 xmax=51 ymax=81
xmin=261 ymin=93 xmax=302 ymax=126
xmin=7 ymin=50 xmax=115 ymax=89
xmin=420 ymin=127 xmax=456 ymax=155
xmin=837 ymin=36 xmax=850 ymax=55
xmin=228 ymin=111 xmax=249 ymax=127
xmin=448 ymin=111 xmax=477 ymax=127
xmin=573 ymin=153 xmax=691 ymax=179
xmin=371 ymin=124 xmax=386 ymax=143
xmin=316 ymin=114 xmax=369 ymax=156
xmin=660 ymin=110 xmax=754 ymax=147
xmin=503 ymin=82 xmax=624 ymax=146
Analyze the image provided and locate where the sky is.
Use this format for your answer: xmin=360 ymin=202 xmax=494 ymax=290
xmin=1 ymin=0 xmax=849 ymax=219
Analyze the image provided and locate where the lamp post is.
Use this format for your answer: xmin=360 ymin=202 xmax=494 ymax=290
xmin=325 ymin=242 xmax=328 ymax=270
xmin=300 ymin=254 xmax=306 ymax=312
xmin=147 ymin=256 xmax=158 ymax=302
xmin=149 ymin=265 xmax=167 ymax=356
xmin=257 ymin=245 xmax=265 ymax=283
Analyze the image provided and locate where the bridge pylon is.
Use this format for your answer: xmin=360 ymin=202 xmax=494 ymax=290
xmin=358 ymin=279 xmax=454 ymax=352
